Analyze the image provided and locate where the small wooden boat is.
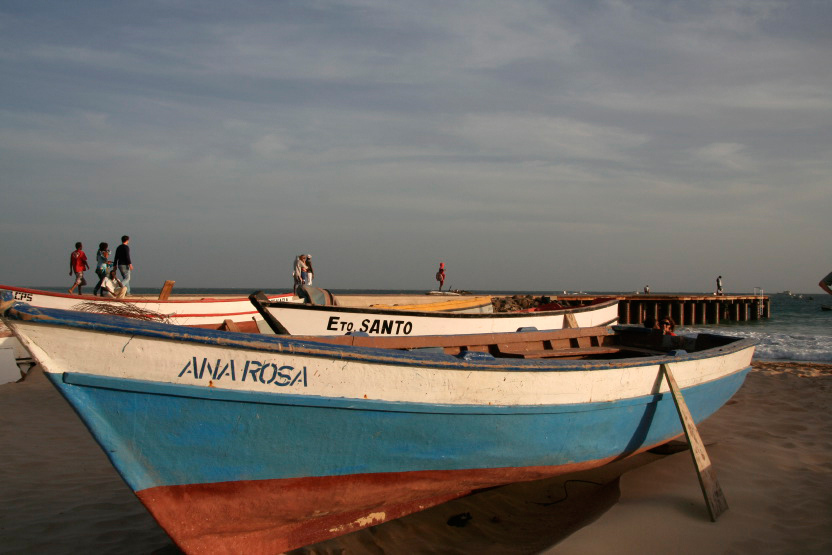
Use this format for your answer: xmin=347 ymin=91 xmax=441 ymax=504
xmin=0 ymin=284 xmax=295 ymax=332
xmin=360 ymin=295 xmax=493 ymax=313
xmin=2 ymin=300 xmax=754 ymax=554
xmin=298 ymin=287 xmax=494 ymax=314
xmin=251 ymin=291 xmax=618 ymax=336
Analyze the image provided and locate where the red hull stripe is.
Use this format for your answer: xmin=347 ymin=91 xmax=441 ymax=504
xmin=136 ymin=459 xmax=617 ymax=553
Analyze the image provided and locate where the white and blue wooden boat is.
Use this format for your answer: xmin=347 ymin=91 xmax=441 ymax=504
xmin=251 ymin=292 xmax=619 ymax=336
xmin=1 ymin=299 xmax=754 ymax=553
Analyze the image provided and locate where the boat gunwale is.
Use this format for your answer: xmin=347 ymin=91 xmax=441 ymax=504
xmin=3 ymin=302 xmax=757 ymax=373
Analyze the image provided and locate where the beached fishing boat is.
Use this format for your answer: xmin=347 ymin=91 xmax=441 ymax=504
xmin=297 ymin=286 xmax=495 ymax=314
xmin=349 ymin=295 xmax=494 ymax=313
xmin=251 ymin=292 xmax=618 ymax=336
xmin=1 ymin=299 xmax=754 ymax=554
xmin=0 ymin=285 xmax=295 ymax=332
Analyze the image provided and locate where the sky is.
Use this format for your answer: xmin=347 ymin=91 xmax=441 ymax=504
xmin=1 ymin=0 xmax=830 ymax=294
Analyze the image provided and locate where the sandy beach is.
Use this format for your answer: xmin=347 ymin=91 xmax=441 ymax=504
xmin=1 ymin=361 xmax=830 ymax=554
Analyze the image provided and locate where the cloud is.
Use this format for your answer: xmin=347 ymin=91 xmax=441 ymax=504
xmin=692 ymin=142 xmax=752 ymax=171
xmin=0 ymin=0 xmax=830 ymax=292
xmin=453 ymin=114 xmax=648 ymax=162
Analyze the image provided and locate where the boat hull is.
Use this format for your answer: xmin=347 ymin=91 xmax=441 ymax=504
xmin=3 ymin=304 xmax=753 ymax=553
xmin=0 ymin=285 xmax=294 ymax=331
xmin=255 ymin=298 xmax=619 ymax=336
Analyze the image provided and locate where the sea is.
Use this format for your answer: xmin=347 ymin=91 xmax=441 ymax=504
xmin=33 ymin=287 xmax=832 ymax=363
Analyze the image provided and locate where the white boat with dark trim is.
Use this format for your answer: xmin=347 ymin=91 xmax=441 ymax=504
xmin=251 ymin=292 xmax=619 ymax=336
xmin=0 ymin=284 xmax=295 ymax=333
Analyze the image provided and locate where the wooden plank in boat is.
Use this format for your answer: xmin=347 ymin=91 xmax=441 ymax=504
xmin=496 ymin=346 xmax=623 ymax=359
xmin=293 ymin=326 xmax=615 ymax=352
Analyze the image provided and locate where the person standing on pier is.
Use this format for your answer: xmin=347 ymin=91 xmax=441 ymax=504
xmin=819 ymin=271 xmax=832 ymax=295
xmin=113 ymin=236 xmax=133 ymax=296
xmin=716 ymin=275 xmax=724 ymax=296
xmin=67 ymin=242 xmax=89 ymax=295
xmin=435 ymin=263 xmax=446 ymax=291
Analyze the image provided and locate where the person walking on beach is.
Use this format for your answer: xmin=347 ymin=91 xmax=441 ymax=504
xmin=435 ymin=262 xmax=446 ymax=291
xmin=819 ymin=271 xmax=832 ymax=296
xmin=93 ymin=242 xmax=111 ymax=296
xmin=304 ymin=254 xmax=314 ymax=285
xmin=68 ymin=242 xmax=89 ymax=295
xmin=716 ymin=275 xmax=724 ymax=296
xmin=113 ymin=236 xmax=133 ymax=296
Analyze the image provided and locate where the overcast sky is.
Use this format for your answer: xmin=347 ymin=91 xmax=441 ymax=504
xmin=1 ymin=0 xmax=830 ymax=294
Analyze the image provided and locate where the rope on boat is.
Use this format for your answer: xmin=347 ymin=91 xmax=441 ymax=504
xmin=72 ymin=301 xmax=172 ymax=324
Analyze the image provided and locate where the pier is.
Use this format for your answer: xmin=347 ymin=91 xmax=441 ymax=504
xmin=552 ymin=293 xmax=771 ymax=326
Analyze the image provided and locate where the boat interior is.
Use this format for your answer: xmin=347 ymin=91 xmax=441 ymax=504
xmin=290 ymin=326 xmax=737 ymax=361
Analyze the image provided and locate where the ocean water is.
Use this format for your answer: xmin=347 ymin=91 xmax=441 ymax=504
xmin=678 ymin=293 xmax=832 ymax=363
xmin=32 ymin=287 xmax=832 ymax=363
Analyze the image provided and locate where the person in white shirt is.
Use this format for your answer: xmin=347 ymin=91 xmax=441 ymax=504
xmin=292 ymin=254 xmax=308 ymax=295
xmin=101 ymin=269 xmax=127 ymax=298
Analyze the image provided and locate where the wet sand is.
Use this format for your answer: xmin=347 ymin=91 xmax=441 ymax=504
xmin=1 ymin=362 xmax=830 ymax=554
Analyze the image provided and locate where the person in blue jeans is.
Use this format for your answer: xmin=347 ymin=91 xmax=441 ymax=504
xmin=113 ymin=235 xmax=133 ymax=295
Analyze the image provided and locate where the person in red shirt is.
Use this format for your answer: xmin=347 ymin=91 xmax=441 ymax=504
xmin=435 ymin=262 xmax=445 ymax=291
xmin=68 ymin=242 xmax=89 ymax=295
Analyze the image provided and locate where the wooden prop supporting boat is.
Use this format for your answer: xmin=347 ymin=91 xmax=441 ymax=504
xmin=250 ymin=291 xmax=619 ymax=336
xmin=2 ymin=302 xmax=754 ymax=554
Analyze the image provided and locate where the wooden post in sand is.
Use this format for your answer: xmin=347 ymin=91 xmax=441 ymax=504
xmin=662 ymin=363 xmax=729 ymax=522
xmin=158 ymin=280 xmax=175 ymax=300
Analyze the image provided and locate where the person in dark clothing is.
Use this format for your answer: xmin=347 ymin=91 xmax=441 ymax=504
xmin=93 ymin=242 xmax=111 ymax=296
xmin=113 ymin=235 xmax=133 ymax=295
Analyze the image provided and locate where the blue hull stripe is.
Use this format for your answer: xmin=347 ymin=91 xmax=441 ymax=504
xmin=48 ymin=368 xmax=749 ymax=493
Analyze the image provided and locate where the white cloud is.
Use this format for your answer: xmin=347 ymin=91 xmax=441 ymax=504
xmin=692 ymin=142 xmax=753 ymax=171
xmin=251 ymin=133 xmax=291 ymax=157
xmin=454 ymin=114 xmax=648 ymax=162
